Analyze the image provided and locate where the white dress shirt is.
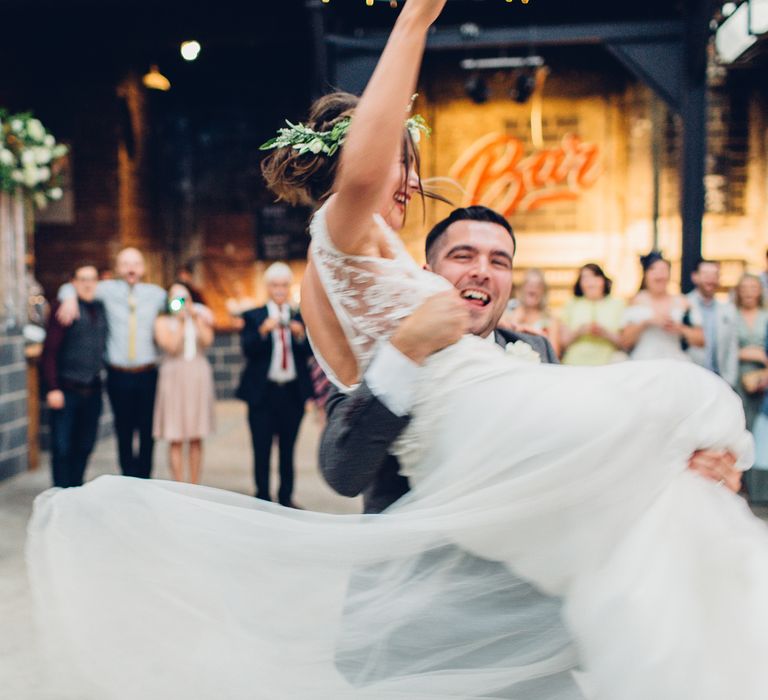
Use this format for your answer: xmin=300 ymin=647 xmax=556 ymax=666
xmin=267 ymin=300 xmax=297 ymax=383
xmin=60 ymin=279 xmax=167 ymax=367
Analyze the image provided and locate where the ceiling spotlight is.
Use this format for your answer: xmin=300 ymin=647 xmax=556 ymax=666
xmin=459 ymin=23 xmax=481 ymax=39
xmin=142 ymin=65 xmax=171 ymax=91
xmin=465 ymin=74 xmax=489 ymax=104
xmin=721 ymin=2 xmax=737 ymax=17
xmin=180 ymin=40 xmax=202 ymax=62
xmin=511 ymin=71 xmax=536 ymax=104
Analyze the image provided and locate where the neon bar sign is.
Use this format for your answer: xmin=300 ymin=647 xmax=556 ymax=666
xmin=449 ymin=133 xmax=602 ymax=216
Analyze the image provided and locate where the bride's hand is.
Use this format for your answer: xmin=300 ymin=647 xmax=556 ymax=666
xmin=391 ymin=290 xmax=469 ymax=365
xmin=687 ymin=450 xmax=741 ymax=493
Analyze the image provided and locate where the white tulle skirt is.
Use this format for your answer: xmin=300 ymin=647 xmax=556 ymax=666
xmin=27 ymin=339 xmax=768 ymax=700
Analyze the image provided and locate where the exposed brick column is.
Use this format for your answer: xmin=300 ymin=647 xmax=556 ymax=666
xmin=0 ymin=330 xmax=29 ymax=479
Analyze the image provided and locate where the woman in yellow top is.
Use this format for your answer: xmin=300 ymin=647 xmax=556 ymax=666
xmin=560 ymin=263 xmax=626 ymax=365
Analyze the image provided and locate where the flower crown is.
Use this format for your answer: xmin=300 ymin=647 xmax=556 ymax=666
xmin=259 ymin=114 xmax=431 ymax=158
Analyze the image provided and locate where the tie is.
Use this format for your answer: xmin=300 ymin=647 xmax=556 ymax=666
xmin=127 ymin=292 xmax=137 ymax=363
xmin=280 ymin=310 xmax=289 ymax=370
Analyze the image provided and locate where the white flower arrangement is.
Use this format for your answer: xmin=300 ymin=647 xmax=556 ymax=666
xmin=0 ymin=109 xmax=68 ymax=208
xmin=505 ymin=340 xmax=542 ymax=364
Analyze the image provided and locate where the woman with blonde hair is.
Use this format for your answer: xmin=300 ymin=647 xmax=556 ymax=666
xmin=502 ymin=269 xmax=562 ymax=356
xmin=733 ymin=273 xmax=768 ymax=428
xmin=733 ymin=273 xmax=768 ymax=502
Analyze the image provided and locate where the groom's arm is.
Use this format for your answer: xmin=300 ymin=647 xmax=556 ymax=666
xmin=319 ymin=291 xmax=469 ymax=499
xmin=319 ymin=345 xmax=416 ymax=498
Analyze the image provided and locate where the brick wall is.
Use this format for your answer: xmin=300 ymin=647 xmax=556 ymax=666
xmin=33 ymin=80 xmax=122 ymax=296
xmin=207 ymin=331 xmax=245 ymax=400
xmin=0 ymin=331 xmax=28 ymax=480
xmin=34 ymin=72 xmax=167 ymax=300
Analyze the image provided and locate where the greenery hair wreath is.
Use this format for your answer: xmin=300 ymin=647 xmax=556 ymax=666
xmin=260 ymin=114 xmax=431 ymax=157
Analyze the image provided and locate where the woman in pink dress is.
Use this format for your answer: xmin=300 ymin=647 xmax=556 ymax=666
xmin=153 ymin=283 xmax=215 ymax=484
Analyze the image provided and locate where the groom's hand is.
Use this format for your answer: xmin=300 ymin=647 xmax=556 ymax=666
xmin=687 ymin=450 xmax=741 ymax=493
xmin=391 ymin=290 xmax=469 ymax=365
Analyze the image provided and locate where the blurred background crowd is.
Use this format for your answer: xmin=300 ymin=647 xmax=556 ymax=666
xmin=28 ymin=241 xmax=768 ymax=509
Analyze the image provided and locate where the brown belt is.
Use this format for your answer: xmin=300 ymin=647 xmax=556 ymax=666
xmin=108 ymin=363 xmax=156 ymax=374
xmin=60 ymin=378 xmax=101 ymax=395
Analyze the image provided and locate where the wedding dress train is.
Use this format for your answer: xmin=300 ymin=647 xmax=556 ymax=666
xmin=27 ymin=205 xmax=768 ymax=699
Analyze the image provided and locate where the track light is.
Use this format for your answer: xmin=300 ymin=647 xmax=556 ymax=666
xmin=511 ymin=71 xmax=537 ymax=103
xmin=465 ymin=74 xmax=489 ymax=104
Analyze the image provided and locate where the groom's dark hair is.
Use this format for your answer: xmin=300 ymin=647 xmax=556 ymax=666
xmin=425 ymin=206 xmax=515 ymax=265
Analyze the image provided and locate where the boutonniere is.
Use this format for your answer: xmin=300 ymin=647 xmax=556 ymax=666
xmin=505 ymin=340 xmax=542 ymax=364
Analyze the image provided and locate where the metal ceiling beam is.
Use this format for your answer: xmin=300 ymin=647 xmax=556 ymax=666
xmin=680 ymin=0 xmax=712 ymax=293
xmin=605 ymin=41 xmax=684 ymax=112
xmin=325 ymin=20 xmax=685 ymax=52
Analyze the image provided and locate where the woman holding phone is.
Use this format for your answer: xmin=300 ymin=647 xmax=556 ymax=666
xmin=153 ymin=282 xmax=216 ymax=483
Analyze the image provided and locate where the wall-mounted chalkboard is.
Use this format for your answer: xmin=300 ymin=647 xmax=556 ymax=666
xmin=255 ymin=204 xmax=312 ymax=261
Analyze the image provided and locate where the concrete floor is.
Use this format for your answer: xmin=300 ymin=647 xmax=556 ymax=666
xmin=0 ymin=400 xmax=360 ymax=699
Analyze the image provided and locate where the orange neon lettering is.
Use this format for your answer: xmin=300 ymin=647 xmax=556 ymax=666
xmin=448 ymin=133 xmax=602 ymax=216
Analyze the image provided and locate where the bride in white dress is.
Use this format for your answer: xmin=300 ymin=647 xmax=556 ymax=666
xmin=28 ymin=2 xmax=768 ymax=699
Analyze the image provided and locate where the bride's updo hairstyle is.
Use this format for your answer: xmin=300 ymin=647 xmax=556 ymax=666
xmin=261 ymin=92 xmax=359 ymax=207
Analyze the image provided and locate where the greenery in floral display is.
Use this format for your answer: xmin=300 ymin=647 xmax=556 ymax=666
xmin=0 ymin=110 xmax=68 ymax=209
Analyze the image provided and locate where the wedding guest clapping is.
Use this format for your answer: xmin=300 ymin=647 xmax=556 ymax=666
xmin=236 ymin=262 xmax=313 ymax=507
xmin=153 ymin=284 xmax=215 ymax=484
xmin=621 ymin=251 xmax=704 ymax=361
xmin=560 ymin=263 xmax=625 ymax=365
xmin=501 ymin=269 xmax=561 ymax=356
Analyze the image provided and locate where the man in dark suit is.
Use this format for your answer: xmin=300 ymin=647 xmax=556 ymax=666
xmin=237 ymin=262 xmax=313 ymax=506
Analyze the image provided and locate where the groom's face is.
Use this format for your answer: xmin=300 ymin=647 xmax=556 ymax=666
xmin=426 ymin=220 xmax=515 ymax=338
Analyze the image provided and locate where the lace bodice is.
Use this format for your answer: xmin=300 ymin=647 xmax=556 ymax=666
xmin=309 ymin=203 xmax=451 ymax=392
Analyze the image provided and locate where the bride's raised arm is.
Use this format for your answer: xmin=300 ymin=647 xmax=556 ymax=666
xmin=324 ymin=0 xmax=447 ymax=255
